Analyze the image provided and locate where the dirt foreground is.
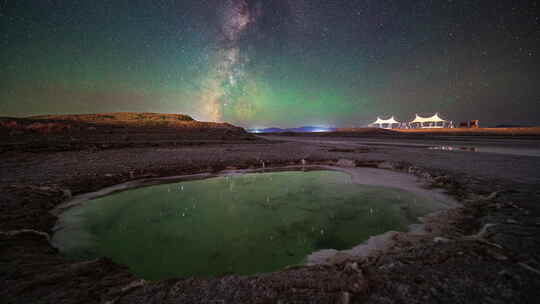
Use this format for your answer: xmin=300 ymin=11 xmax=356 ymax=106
xmin=1 ymin=128 xmax=540 ymax=303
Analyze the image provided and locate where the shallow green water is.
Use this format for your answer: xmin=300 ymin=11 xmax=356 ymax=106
xmin=53 ymin=170 xmax=441 ymax=280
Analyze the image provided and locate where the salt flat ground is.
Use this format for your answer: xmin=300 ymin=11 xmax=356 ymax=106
xmin=2 ymin=132 xmax=540 ymax=303
xmin=260 ymin=134 xmax=540 ymax=184
xmin=262 ymin=134 xmax=540 ymax=155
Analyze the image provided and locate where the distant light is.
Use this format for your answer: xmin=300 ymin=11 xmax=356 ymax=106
xmin=247 ymin=127 xmax=333 ymax=133
xmin=311 ymin=128 xmax=330 ymax=132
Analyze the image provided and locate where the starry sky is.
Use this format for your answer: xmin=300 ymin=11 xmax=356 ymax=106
xmin=1 ymin=0 xmax=539 ymax=127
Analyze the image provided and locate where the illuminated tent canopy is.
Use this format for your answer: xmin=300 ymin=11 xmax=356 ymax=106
xmin=410 ymin=113 xmax=445 ymax=123
xmin=370 ymin=116 xmax=401 ymax=129
xmin=409 ymin=113 xmax=452 ymax=128
xmin=369 ymin=113 xmax=453 ymax=129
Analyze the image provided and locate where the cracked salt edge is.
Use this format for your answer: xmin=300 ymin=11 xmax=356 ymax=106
xmin=50 ymin=165 xmax=461 ymax=267
xmin=305 ymin=166 xmax=461 ymax=265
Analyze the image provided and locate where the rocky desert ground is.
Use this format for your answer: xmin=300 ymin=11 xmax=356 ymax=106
xmin=1 ymin=113 xmax=540 ymax=303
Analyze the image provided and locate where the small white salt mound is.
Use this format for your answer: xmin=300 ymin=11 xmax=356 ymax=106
xmin=306 ymin=231 xmax=400 ymax=265
xmin=336 ymin=159 xmax=356 ymax=168
xmin=305 ymin=249 xmax=339 ymax=265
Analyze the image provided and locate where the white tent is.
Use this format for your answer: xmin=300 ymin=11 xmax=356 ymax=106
xmin=370 ymin=116 xmax=401 ymax=129
xmin=409 ymin=113 xmax=452 ymax=128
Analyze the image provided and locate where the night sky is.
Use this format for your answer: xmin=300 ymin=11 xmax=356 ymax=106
xmin=1 ymin=1 xmax=539 ymax=127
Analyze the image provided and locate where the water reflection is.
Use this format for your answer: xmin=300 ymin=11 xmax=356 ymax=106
xmin=428 ymin=145 xmax=540 ymax=157
xmin=429 ymin=146 xmax=478 ymax=152
xmin=53 ymin=170 xmax=443 ymax=280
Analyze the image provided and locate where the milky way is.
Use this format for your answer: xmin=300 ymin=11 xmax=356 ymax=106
xmin=199 ymin=0 xmax=253 ymax=122
xmin=1 ymin=1 xmax=539 ymax=127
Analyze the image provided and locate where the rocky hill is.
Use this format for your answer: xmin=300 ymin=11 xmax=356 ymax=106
xmin=30 ymin=112 xmax=195 ymax=124
xmin=0 ymin=112 xmax=257 ymax=152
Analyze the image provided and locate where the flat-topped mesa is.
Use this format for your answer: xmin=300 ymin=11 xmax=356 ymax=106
xmin=30 ymin=112 xmax=195 ymax=123
xmin=1 ymin=112 xmax=245 ymax=130
xmin=25 ymin=112 xmax=248 ymax=132
xmin=0 ymin=112 xmax=255 ymax=152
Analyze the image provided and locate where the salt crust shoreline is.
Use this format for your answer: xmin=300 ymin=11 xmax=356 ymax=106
xmin=51 ymin=164 xmax=460 ymax=268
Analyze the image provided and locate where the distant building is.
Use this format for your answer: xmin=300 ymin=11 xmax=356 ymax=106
xmin=369 ymin=116 xmax=401 ymax=129
xmin=458 ymin=120 xmax=480 ymax=128
xmin=409 ymin=113 xmax=453 ymax=129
